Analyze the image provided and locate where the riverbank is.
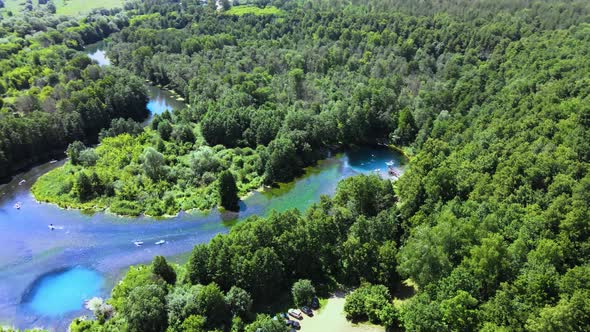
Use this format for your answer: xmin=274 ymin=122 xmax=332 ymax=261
xmin=31 ymin=146 xmax=405 ymax=218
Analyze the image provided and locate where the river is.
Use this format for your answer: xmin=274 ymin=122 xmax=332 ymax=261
xmin=0 ymin=42 xmax=406 ymax=331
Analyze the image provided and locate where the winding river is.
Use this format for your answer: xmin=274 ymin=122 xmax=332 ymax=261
xmin=0 ymin=42 xmax=406 ymax=331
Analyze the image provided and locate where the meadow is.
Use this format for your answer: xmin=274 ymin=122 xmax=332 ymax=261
xmin=1 ymin=0 xmax=123 ymax=15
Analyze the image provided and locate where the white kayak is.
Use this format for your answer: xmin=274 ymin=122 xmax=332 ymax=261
xmin=155 ymin=240 xmax=166 ymax=245
xmin=133 ymin=241 xmax=144 ymax=247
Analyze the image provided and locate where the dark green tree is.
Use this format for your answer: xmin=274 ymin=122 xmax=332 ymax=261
xmin=225 ymin=286 xmax=253 ymax=318
xmin=158 ymin=120 xmax=173 ymax=141
xmin=122 ymin=284 xmax=168 ymax=332
xmin=218 ymin=170 xmax=239 ymax=211
xmin=74 ymin=172 xmax=92 ymax=201
xmin=292 ymin=279 xmax=315 ymax=307
xmin=391 ymin=108 xmax=417 ymax=145
xmin=152 ymin=255 xmax=176 ymax=285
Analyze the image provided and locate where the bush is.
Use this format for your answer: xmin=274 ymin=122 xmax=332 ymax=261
xmin=152 ymin=255 xmax=176 ymax=284
xmin=292 ymin=279 xmax=316 ymax=307
xmin=109 ymin=200 xmax=142 ymax=216
xmin=344 ymin=284 xmax=391 ymax=324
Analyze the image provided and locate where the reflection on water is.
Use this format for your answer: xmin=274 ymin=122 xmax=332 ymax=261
xmin=145 ymin=85 xmax=188 ymax=122
xmin=85 ymin=41 xmax=110 ymax=66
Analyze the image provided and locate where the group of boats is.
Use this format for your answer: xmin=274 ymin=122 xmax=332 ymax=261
xmin=133 ymin=240 xmax=166 ymax=247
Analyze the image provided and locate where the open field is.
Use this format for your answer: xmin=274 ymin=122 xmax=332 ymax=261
xmin=224 ymin=4 xmax=284 ymax=16
xmin=299 ymin=296 xmax=384 ymax=332
xmin=1 ymin=0 xmax=123 ymax=16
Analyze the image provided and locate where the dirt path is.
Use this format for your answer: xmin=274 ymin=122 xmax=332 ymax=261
xmin=298 ymin=295 xmax=384 ymax=332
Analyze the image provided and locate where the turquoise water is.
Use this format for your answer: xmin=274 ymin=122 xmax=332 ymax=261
xmin=24 ymin=267 xmax=103 ymax=316
xmin=346 ymin=147 xmax=404 ymax=177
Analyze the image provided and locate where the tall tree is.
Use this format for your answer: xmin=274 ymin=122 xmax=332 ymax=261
xmin=218 ymin=170 xmax=239 ymax=211
xmin=152 ymin=256 xmax=176 ymax=285
xmin=122 ymin=284 xmax=168 ymax=332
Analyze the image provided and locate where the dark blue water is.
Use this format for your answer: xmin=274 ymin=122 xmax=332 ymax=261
xmin=0 ymin=147 xmax=404 ymax=330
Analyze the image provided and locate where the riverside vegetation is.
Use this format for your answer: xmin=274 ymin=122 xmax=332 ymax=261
xmin=1 ymin=0 xmax=590 ymax=331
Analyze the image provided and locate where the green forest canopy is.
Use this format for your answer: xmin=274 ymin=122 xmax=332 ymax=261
xmin=2 ymin=0 xmax=590 ymax=331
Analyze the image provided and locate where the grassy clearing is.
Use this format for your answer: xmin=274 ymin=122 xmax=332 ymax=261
xmin=299 ymin=296 xmax=384 ymax=332
xmin=1 ymin=0 xmax=123 ymax=16
xmin=224 ymin=5 xmax=284 ymax=16
xmin=54 ymin=0 xmax=124 ymax=15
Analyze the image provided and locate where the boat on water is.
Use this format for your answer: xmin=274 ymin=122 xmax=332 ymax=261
xmin=49 ymin=160 xmax=57 ymax=164
xmin=18 ymin=179 xmax=26 ymax=185
xmin=14 ymin=203 xmax=21 ymax=209
xmin=48 ymin=224 xmax=55 ymax=230
xmin=133 ymin=241 xmax=144 ymax=247
xmin=388 ymin=166 xmax=400 ymax=177
xmin=155 ymin=240 xmax=166 ymax=245
xmin=386 ymin=160 xmax=395 ymax=166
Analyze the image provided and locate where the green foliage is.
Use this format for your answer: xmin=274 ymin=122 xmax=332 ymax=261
xmin=141 ymin=147 xmax=166 ymax=181
xmin=16 ymin=1 xmax=590 ymax=331
xmin=344 ymin=284 xmax=391 ymax=324
xmin=180 ymin=315 xmax=206 ymax=332
xmin=224 ymin=5 xmax=284 ymax=17
xmin=245 ymin=314 xmax=288 ymax=332
xmin=225 ymin=286 xmax=253 ymax=318
xmin=218 ymin=170 xmax=239 ymax=211
xmin=67 ymin=141 xmax=86 ymax=166
xmin=264 ymin=138 xmax=299 ymax=183
xmin=121 ymin=284 xmax=168 ymax=332
xmin=152 ymin=255 xmax=176 ymax=285
xmin=74 ymin=171 xmax=92 ymax=201
xmin=291 ymin=279 xmax=315 ymax=307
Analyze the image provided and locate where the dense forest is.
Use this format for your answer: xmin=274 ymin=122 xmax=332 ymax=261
xmin=4 ymin=0 xmax=590 ymax=331
xmin=0 ymin=3 xmax=147 ymax=180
